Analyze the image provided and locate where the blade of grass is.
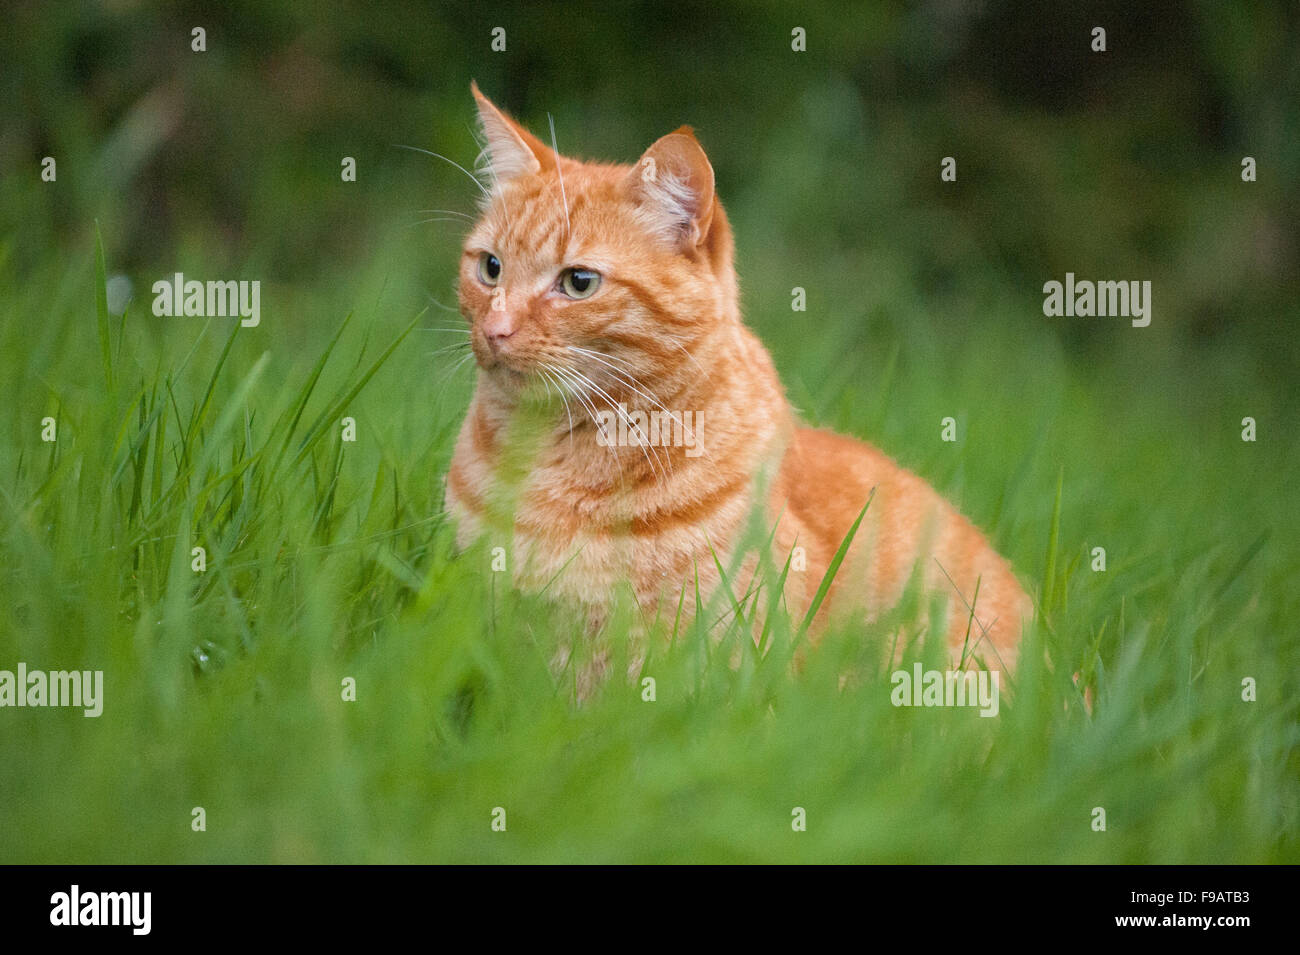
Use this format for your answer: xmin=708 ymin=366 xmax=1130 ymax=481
xmin=268 ymin=311 xmax=354 ymax=478
xmin=93 ymin=222 xmax=113 ymax=394
xmin=292 ymin=309 xmax=424 ymax=466
xmin=1041 ymin=466 xmax=1064 ymax=620
xmin=798 ymin=489 xmax=874 ymax=637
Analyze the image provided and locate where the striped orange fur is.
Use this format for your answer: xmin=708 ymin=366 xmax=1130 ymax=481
xmin=445 ymin=83 xmax=1031 ymax=674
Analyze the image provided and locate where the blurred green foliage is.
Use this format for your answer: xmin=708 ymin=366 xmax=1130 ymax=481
xmin=0 ymin=1 xmax=1296 ymax=863
xmin=3 ymin=0 xmax=1297 ymax=381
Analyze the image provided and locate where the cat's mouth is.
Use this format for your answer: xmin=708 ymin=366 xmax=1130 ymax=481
xmin=472 ymin=335 xmax=522 ymax=373
xmin=472 ymin=333 xmax=558 ymax=393
xmin=476 ymin=347 xmax=529 ymax=376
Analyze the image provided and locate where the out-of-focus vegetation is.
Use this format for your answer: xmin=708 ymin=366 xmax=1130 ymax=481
xmin=4 ymin=1 xmax=1296 ymax=372
xmin=0 ymin=1 xmax=1295 ymax=862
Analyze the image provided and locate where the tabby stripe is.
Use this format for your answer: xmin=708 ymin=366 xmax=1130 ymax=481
xmin=630 ymin=470 xmax=749 ymax=536
xmin=470 ymin=405 xmax=499 ymax=456
xmin=619 ymin=277 xmax=697 ymax=328
xmin=446 ymin=459 xmax=483 ymax=515
xmin=591 ymin=327 xmax=674 ymax=367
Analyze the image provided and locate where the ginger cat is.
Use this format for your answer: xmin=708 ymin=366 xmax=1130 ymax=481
xmin=445 ymin=83 xmax=1031 ymax=674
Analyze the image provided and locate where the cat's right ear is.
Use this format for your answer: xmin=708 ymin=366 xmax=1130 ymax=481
xmin=471 ymin=81 xmax=553 ymax=187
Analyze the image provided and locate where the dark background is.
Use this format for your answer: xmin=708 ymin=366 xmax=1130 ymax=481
xmin=3 ymin=0 xmax=1296 ymax=383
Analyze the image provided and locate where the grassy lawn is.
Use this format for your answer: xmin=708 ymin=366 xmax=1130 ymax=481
xmin=1 ymin=200 xmax=1294 ymax=863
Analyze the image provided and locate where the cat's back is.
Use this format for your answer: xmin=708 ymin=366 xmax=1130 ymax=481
xmin=776 ymin=426 xmax=1028 ymax=665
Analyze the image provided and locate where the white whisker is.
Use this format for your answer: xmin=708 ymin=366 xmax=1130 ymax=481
xmin=428 ymin=341 xmax=471 ymax=357
xmin=403 ymin=216 xmax=473 ymax=232
xmin=412 ymin=208 xmax=474 ymax=220
xmin=569 ymin=347 xmax=677 ymax=420
xmin=552 ymin=363 xmax=669 ymax=480
xmin=540 ymin=362 xmax=625 ymax=482
xmin=537 ymin=368 xmax=576 ymax=455
xmin=423 ymin=292 xmax=461 ymax=314
xmin=467 ymin=121 xmax=513 ymax=233
xmin=394 ymin=144 xmax=490 ymax=198
xmin=568 ymin=346 xmax=711 ymax=462
xmin=547 ymin=112 xmax=571 ymax=240
xmin=667 ymin=337 xmax=710 ymax=379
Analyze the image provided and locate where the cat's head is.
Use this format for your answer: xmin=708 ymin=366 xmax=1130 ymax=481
xmin=458 ymin=82 xmax=735 ymax=400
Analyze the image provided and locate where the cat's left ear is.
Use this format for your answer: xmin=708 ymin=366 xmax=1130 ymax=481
xmin=624 ymin=127 xmax=716 ymax=249
xmin=470 ymin=80 xmax=555 ymax=187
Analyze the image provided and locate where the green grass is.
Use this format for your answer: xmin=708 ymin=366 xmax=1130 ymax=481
xmin=0 ymin=220 xmax=1296 ymax=864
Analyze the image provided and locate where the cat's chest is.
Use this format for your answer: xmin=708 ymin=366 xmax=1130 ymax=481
xmin=449 ymin=479 xmax=680 ymax=608
xmin=448 ymin=442 xmax=748 ymax=607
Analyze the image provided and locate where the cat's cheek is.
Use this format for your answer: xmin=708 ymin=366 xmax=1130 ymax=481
xmin=458 ymin=274 xmax=492 ymax=311
xmin=456 ymin=287 xmax=479 ymax=316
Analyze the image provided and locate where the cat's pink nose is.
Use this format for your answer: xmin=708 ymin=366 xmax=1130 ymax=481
xmin=482 ymin=313 xmax=518 ymax=350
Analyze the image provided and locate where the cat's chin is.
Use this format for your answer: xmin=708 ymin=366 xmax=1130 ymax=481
xmin=481 ymin=364 xmax=534 ymax=398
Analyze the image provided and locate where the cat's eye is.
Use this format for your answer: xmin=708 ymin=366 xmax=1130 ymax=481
xmin=559 ymin=267 xmax=601 ymax=300
xmin=477 ymin=252 xmax=502 ymax=286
